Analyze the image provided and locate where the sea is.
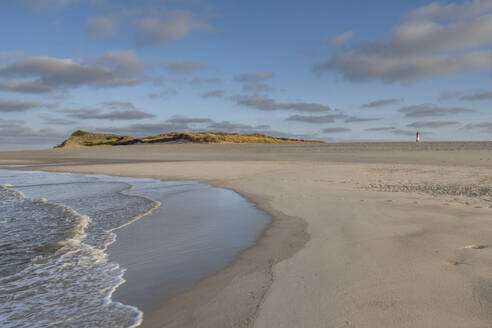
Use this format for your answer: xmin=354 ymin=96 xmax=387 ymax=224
xmin=0 ymin=169 xmax=270 ymax=328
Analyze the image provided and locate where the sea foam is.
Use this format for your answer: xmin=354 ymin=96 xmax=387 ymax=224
xmin=0 ymin=171 xmax=158 ymax=328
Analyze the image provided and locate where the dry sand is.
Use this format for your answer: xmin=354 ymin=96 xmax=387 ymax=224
xmin=2 ymin=142 xmax=492 ymax=327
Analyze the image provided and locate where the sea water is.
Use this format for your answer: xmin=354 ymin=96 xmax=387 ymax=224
xmin=0 ymin=170 xmax=270 ymax=327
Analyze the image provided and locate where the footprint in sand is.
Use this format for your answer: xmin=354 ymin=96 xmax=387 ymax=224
xmin=444 ymin=259 xmax=468 ymax=266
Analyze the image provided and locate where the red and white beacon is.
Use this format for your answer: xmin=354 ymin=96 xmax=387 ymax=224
xmin=416 ymin=131 xmax=421 ymax=143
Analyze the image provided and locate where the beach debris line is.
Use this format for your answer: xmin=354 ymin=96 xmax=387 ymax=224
xmin=368 ymin=182 xmax=492 ymax=198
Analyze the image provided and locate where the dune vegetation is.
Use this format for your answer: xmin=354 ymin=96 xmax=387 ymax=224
xmin=55 ymin=130 xmax=323 ymax=148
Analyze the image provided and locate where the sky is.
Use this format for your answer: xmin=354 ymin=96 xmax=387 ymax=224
xmin=0 ymin=0 xmax=491 ymax=150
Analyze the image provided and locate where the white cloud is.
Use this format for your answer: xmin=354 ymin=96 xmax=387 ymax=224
xmin=234 ymin=95 xmax=332 ymax=112
xmin=0 ymin=52 xmax=143 ymax=93
xmin=344 ymin=116 xmax=381 ymax=123
xmin=0 ymin=78 xmax=55 ymax=93
xmin=95 ymin=50 xmax=144 ymax=75
xmin=286 ymin=113 xmax=346 ymax=123
xmin=407 ymin=121 xmax=459 ymax=128
xmin=315 ymin=49 xmax=492 ymax=84
xmin=398 ymin=104 xmax=474 ymax=117
xmin=85 ymin=16 xmax=118 ymax=39
xmin=0 ymin=98 xmax=58 ymax=112
xmin=242 ymin=83 xmax=275 ymax=92
xmin=61 ymin=108 xmax=155 ymax=120
xmin=328 ymin=31 xmax=353 ymax=47
xmin=439 ymin=90 xmax=462 ymax=100
xmin=102 ymin=101 xmax=136 ymax=110
xmin=405 ymin=0 xmax=492 ymax=21
xmin=460 ymin=89 xmax=492 ymax=100
xmin=361 ymin=98 xmax=400 ymax=108
xmin=201 ymin=90 xmax=225 ymax=98
xmin=314 ymin=2 xmax=492 ymax=83
xmin=166 ymin=117 xmax=213 ymax=124
xmin=365 ymin=127 xmax=395 ymax=131
xmin=322 ymin=127 xmax=351 ymax=133
xmin=165 ymin=60 xmax=208 ymax=74
xmin=234 ymin=71 xmax=274 ymax=82
xmin=135 ymin=10 xmax=214 ymax=45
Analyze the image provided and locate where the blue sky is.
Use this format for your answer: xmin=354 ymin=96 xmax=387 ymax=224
xmin=0 ymin=0 xmax=491 ymax=150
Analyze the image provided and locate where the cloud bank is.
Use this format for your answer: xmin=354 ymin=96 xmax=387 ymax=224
xmin=0 ymin=51 xmax=143 ymax=94
xmin=314 ymin=1 xmax=492 ymax=83
xmin=235 ymin=95 xmax=331 ymax=112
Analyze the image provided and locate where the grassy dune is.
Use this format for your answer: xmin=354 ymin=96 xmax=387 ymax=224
xmin=56 ymin=130 xmax=323 ymax=148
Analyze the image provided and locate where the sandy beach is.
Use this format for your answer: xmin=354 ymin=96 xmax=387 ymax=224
xmin=2 ymin=142 xmax=492 ymax=327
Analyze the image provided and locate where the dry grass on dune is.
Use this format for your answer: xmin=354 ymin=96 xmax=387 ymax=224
xmin=56 ymin=130 xmax=323 ymax=148
xmin=55 ymin=130 xmax=134 ymax=148
xmin=138 ymin=132 xmax=322 ymax=144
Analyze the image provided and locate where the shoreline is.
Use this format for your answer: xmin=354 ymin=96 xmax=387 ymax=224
xmin=5 ymin=165 xmax=306 ymax=327
xmin=6 ymin=164 xmax=310 ymax=327
xmin=139 ymin=185 xmax=309 ymax=327
xmin=3 ymin=143 xmax=492 ymax=327
xmin=108 ymin=176 xmax=287 ymax=326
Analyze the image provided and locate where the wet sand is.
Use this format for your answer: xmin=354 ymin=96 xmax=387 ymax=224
xmin=109 ymin=181 xmax=270 ymax=315
xmin=2 ymin=142 xmax=492 ymax=327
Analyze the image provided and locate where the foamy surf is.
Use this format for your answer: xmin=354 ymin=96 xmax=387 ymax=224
xmin=0 ymin=172 xmax=158 ymax=328
xmin=0 ymin=169 xmax=271 ymax=327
